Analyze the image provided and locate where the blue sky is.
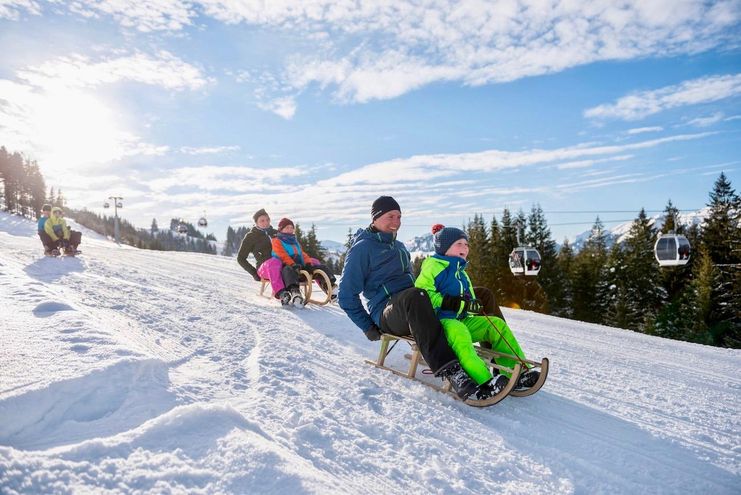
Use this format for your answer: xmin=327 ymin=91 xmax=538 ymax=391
xmin=1 ymin=1 xmax=739 ymax=244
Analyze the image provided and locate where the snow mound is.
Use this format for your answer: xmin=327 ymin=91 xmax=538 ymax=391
xmin=0 ymin=359 xmax=176 ymax=450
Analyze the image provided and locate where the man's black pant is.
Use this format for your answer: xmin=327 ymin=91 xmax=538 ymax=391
xmin=380 ymin=287 xmax=457 ymax=374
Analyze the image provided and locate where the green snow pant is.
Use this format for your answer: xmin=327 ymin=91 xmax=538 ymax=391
xmin=441 ymin=316 xmax=526 ymax=385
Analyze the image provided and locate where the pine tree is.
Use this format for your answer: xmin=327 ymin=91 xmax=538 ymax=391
xmin=526 ymin=204 xmax=558 ymax=313
xmin=465 ymin=214 xmax=489 ymax=288
xmin=620 ymin=209 xmax=667 ymax=332
xmin=303 ymin=224 xmax=326 ymax=262
xmin=698 ymin=173 xmax=741 ymax=347
xmin=571 ymin=217 xmax=608 ymax=323
xmin=555 ymin=239 xmax=574 ymax=318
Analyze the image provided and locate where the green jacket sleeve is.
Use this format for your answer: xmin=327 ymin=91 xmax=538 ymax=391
xmin=414 ymin=257 xmax=445 ymax=311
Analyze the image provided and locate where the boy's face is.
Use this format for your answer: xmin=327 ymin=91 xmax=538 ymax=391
xmin=445 ymin=239 xmax=469 ymax=260
xmin=280 ymin=224 xmax=295 ymax=234
xmin=255 ymin=215 xmax=270 ymax=229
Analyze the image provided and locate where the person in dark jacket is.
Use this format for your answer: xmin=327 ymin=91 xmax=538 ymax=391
xmin=337 ymin=196 xmax=478 ymax=400
xmin=237 ymin=208 xmax=277 ymax=281
xmin=37 ymin=204 xmax=55 ymax=254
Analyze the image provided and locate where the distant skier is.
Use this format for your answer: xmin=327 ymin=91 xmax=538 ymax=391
xmin=415 ymin=224 xmax=540 ymax=399
xmin=37 ymin=204 xmax=56 ymax=255
xmin=338 ymin=196 xmax=478 ymax=400
xmin=237 ymin=208 xmax=277 ymax=281
xmin=267 ymin=217 xmax=337 ymax=306
xmin=44 ymin=207 xmax=81 ymax=255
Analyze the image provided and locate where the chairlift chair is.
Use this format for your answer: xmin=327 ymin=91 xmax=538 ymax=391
xmin=509 ymin=247 xmax=542 ymax=276
xmin=654 ymin=234 xmax=691 ymax=267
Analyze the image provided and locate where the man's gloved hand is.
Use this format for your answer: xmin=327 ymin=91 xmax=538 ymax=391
xmin=252 ymin=273 xmax=262 ymax=282
xmin=293 ymin=263 xmax=305 ymax=272
xmin=365 ymin=324 xmax=382 ymax=341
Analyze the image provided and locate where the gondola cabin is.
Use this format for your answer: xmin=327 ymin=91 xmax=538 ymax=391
xmin=654 ymin=234 xmax=691 ymax=267
xmin=509 ymin=247 xmax=542 ymax=276
xmin=177 ymin=223 xmax=188 ymax=235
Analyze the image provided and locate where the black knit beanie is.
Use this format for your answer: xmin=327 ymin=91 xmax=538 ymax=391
xmin=371 ymin=196 xmax=401 ymax=221
xmin=432 ymin=224 xmax=468 ymax=256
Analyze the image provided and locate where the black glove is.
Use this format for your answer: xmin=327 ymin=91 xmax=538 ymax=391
xmin=465 ymin=299 xmax=483 ymax=315
xmin=440 ymin=295 xmax=482 ymax=314
xmin=365 ymin=324 xmax=382 ymax=341
xmin=252 ymin=273 xmax=261 ymax=282
xmin=293 ymin=263 xmax=305 ymax=272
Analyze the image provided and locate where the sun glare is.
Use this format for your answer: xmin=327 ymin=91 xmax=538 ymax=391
xmin=32 ymin=89 xmax=129 ymax=174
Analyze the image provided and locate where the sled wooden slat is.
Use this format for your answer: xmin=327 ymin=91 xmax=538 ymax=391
xmin=368 ymin=333 xmax=548 ymax=404
xmin=259 ymin=268 xmax=333 ymax=306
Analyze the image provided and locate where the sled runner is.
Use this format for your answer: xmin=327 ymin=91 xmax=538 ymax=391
xmin=259 ymin=268 xmax=334 ymax=306
xmin=366 ymin=334 xmax=547 ymax=407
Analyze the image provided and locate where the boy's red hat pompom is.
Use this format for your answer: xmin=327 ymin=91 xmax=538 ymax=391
xmin=431 ymin=223 xmax=445 ymax=235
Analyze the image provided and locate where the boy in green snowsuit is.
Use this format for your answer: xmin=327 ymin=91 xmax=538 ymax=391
xmin=414 ymin=224 xmax=539 ymax=399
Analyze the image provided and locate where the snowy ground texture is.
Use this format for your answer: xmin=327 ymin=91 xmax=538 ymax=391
xmin=1 ymin=211 xmax=739 ymax=495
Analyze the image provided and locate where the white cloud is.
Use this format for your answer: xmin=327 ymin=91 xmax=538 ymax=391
xmin=17 ymin=51 xmax=210 ymax=91
xmin=180 ymin=145 xmax=241 ymax=155
xmin=686 ymin=112 xmax=726 ymax=127
xmin=6 ymin=1 xmax=739 ymax=113
xmin=146 ymin=165 xmax=307 ymax=194
xmin=585 ymin=73 xmax=741 ymax=121
xmin=555 ymin=154 xmax=634 ymax=170
xmin=257 ymin=96 xmax=297 ymax=120
xmin=66 ymin=0 xmax=195 ymax=32
xmin=627 ymin=126 xmax=664 ymax=135
xmin=318 ymin=132 xmax=713 ymax=187
xmin=0 ymin=51 xmax=208 ymax=174
xmin=0 ymin=0 xmax=40 ymax=19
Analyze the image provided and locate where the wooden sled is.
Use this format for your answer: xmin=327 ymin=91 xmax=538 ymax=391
xmin=402 ymin=347 xmax=549 ymax=398
xmin=259 ymin=268 xmax=334 ymax=306
xmin=366 ymin=334 xmax=529 ymax=407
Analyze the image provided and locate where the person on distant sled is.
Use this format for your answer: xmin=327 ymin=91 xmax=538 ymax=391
xmin=414 ymin=224 xmax=540 ymax=400
xmin=265 ymin=217 xmax=337 ymax=306
xmin=44 ymin=207 xmax=81 ymax=255
xmin=37 ymin=204 xmax=56 ymax=255
xmin=237 ymin=208 xmax=278 ymax=281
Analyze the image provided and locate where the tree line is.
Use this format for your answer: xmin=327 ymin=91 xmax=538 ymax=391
xmin=1 ymin=145 xmax=217 ymax=254
xmin=414 ymin=173 xmax=738 ymax=349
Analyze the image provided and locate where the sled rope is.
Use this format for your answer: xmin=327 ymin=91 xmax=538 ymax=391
xmin=480 ymin=308 xmax=531 ymax=370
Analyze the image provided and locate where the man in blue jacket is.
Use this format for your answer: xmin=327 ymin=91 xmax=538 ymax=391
xmin=338 ymin=196 xmax=478 ymax=400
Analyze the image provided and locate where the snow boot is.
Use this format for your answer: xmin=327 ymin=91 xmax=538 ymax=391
xmin=278 ymin=290 xmax=292 ymax=306
xmin=439 ymin=363 xmax=478 ymax=400
xmin=289 ymin=287 xmax=304 ymax=306
xmin=475 ymin=375 xmax=509 ymax=400
xmin=516 ymin=369 xmax=540 ymax=390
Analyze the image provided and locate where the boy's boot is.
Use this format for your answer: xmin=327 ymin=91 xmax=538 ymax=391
xmin=277 ymin=290 xmax=292 ymax=306
xmin=289 ymin=286 xmax=304 ymax=306
xmin=516 ymin=369 xmax=540 ymax=390
xmin=439 ymin=362 xmax=478 ymax=400
xmin=475 ymin=375 xmax=509 ymax=400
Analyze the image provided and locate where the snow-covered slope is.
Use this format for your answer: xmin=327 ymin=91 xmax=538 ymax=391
xmin=1 ymin=211 xmax=738 ymax=494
